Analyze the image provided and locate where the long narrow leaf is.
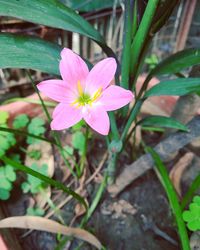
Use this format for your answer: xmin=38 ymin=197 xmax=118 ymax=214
xmin=0 ymin=0 xmax=104 ymax=44
xmin=0 ymin=156 xmax=87 ymax=209
xmin=138 ymin=116 xmax=188 ymax=131
xmin=145 ymin=78 xmax=200 ymax=97
xmin=147 ymin=147 xmax=190 ymax=250
xmin=150 ymin=49 xmax=200 ymax=77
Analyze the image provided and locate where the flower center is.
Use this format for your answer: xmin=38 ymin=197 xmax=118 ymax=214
xmin=71 ymin=81 xmax=102 ymax=107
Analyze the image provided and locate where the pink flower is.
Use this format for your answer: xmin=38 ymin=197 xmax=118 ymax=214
xmin=37 ymin=48 xmax=133 ymax=135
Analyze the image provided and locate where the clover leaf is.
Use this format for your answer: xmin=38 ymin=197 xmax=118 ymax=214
xmin=0 ymin=188 xmax=10 ymax=200
xmin=26 ymin=207 xmax=45 ymax=216
xmin=0 ymin=111 xmax=9 ymax=125
xmin=13 ymin=114 xmax=29 ymax=129
xmin=27 ymin=117 xmax=45 ymax=144
xmin=21 ymin=163 xmax=48 ymax=194
xmin=182 ymin=195 xmax=200 ymax=231
xmin=0 ymin=166 xmax=16 ymax=200
xmin=0 ymin=125 xmax=16 ymax=156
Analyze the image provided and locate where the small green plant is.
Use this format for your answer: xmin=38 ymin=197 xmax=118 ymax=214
xmin=0 ymin=164 xmax=16 ymax=200
xmin=21 ymin=163 xmax=48 ymax=194
xmin=182 ymin=196 xmax=200 ymax=231
xmin=0 ymin=111 xmax=16 ymax=157
xmin=27 ymin=117 xmax=46 ymax=144
xmin=145 ymin=54 xmax=159 ymax=69
xmin=26 ymin=206 xmax=45 ymax=216
xmin=13 ymin=114 xmax=29 ymax=129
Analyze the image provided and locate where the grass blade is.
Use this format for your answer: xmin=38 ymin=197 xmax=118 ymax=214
xmin=147 ymin=147 xmax=190 ymax=250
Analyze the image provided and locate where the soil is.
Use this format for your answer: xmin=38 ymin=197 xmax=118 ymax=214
xmin=1 ymin=133 xmax=182 ymax=250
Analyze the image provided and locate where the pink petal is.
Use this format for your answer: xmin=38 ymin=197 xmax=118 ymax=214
xmin=51 ymin=103 xmax=82 ymax=130
xmin=83 ymin=106 xmax=110 ymax=135
xmin=100 ymin=85 xmax=134 ymax=111
xmin=37 ymin=80 xmax=76 ymax=103
xmin=85 ymin=58 xmax=117 ymax=94
xmin=59 ymin=48 xmax=89 ymax=89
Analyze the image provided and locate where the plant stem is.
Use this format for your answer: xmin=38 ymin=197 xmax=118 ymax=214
xmin=26 ymin=70 xmax=76 ymax=178
xmin=130 ymin=0 xmax=159 ymax=77
xmin=121 ymin=0 xmax=132 ymax=90
xmin=121 ymin=99 xmax=144 ymax=143
xmin=81 ymin=173 xmax=108 ymax=227
xmin=79 ymin=125 xmax=89 ymax=177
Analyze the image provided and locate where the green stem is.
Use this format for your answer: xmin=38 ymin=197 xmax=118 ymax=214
xmin=120 ymin=0 xmax=132 ymax=89
xmin=81 ymin=174 xmax=108 ymax=227
xmin=79 ymin=125 xmax=89 ymax=177
xmin=130 ymin=0 xmax=159 ymax=77
xmin=26 ymin=70 xmax=76 ymax=178
xmin=109 ymin=112 xmax=120 ymax=141
xmin=147 ymin=147 xmax=190 ymax=250
xmin=121 ymin=99 xmax=144 ymax=143
xmin=1 ymin=155 xmax=87 ymax=210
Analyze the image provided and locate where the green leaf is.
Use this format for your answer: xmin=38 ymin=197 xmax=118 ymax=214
xmin=182 ymin=195 xmax=200 ymax=231
xmin=0 ymin=155 xmax=87 ymax=209
xmin=150 ymin=49 xmax=200 ymax=77
xmin=26 ymin=207 xmax=45 ymax=217
xmin=0 ymin=178 xmax=12 ymax=191
xmin=138 ymin=116 xmax=188 ymax=131
xmin=72 ymin=131 xmax=86 ymax=155
xmin=4 ymin=165 xmax=16 ymax=182
xmin=0 ymin=188 xmax=10 ymax=200
xmin=13 ymin=114 xmax=29 ymax=129
xmin=27 ymin=117 xmax=45 ymax=144
xmin=0 ymin=111 xmax=9 ymax=125
xmin=0 ymin=125 xmax=16 ymax=156
xmin=21 ymin=182 xmax=31 ymax=193
xmin=62 ymin=0 xmax=117 ymax=12
xmin=0 ymin=0 xmax=104 ymax=44
xmin=147 ymin=147 xmax=190 ymax=250
xmin=28 ymin=150 xmax=42 ymax=160
xmin=144 ymin=78 xmax=200 ymax=97
xmin=0 ymin=33 xmax=61 ymax=75
xmin=26 ymin=163 xmax=48 ymax=194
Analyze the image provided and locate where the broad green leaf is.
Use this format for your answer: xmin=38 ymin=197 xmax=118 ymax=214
xmin=0 ymin=0 xmax=104 ymax=44
xmin=150 ymin=49 xmax=200 ymax=77
xmin=0 ymin=155 xmax=87 ymax=209
xmin=144 ymin=78 xmax=200 ymax=97
xmin=0 ymin=33 xmax=61 ymax=75
xmin=13 ymin=114 xmax=29 ymax=129
xmin=138 ymin=116 xmax=188 ymax=131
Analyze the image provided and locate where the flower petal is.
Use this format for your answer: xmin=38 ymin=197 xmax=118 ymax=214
xmin=100 ymin=85 xmax=134 ymax=111
xmin=85 ymin=58 xmax=117 ymax=94
xmin=59 ymin=48 xmax=89 ymax=88
xmin=37 ymin=80 xmax=76 ymax=103
xmin=51 ymin=103 xmax=82 ymax=130
xmin=83 ymin=106 xmax=110 ymax=135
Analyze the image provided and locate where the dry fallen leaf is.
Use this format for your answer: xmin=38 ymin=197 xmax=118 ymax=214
xmin=169 ymin=152 xmax=194 ymax=196
xmin=0 ymin=216 xmax=102 ymax=249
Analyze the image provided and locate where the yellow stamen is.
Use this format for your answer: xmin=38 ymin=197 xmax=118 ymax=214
xmin=91 ymin=87 xmax=103 ymax=102
xmin=77 ymin=80 xmax=83 ymax=95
